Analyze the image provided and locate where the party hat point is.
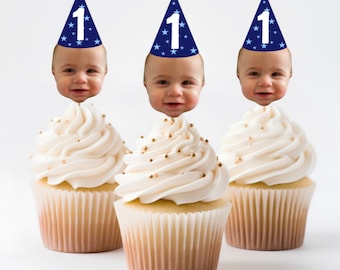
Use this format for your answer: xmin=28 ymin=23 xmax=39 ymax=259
xmin=57 ymin=0 xmax=102 ymax=48
xmin=150 ymin=0 xmax=199 ymax=58
xmin=243 ymin=0 xmax=286 ymax=51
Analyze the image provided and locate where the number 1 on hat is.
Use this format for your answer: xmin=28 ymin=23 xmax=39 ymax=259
xmin=73 ymin=7 xmax=85 ymax=41
xmin=258 ymin=10 xmax=269 ymax=44
xmin=167 ymin=13 xmax=180 ymax=49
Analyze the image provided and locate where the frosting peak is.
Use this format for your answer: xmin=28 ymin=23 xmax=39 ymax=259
xmin=115 ymin=116 xmax=228 ymax=204
xmin=219 ymin=105 xmax=316 ymax=186
xmin=31 ymin=102 xmax=128 ymax=189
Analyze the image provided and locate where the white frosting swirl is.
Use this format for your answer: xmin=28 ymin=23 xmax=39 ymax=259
xmin=219 ymin=105 xmax=316 ymax=185
xmin=31 ymin=102 xmax=128 ymax=189
xmin=115 ymin=116 xmax=228 ymax=204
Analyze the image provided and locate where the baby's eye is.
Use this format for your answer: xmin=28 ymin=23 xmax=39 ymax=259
xmin=87 ymin=68 xmax=97 ymax=74
xmin=157 ymin=80 xmax=169 ymax=85
xmin=248 ymin=71 xmax=259 ymax=77
xmin=182 ymin=80 xmax=193 ymax=86
xmin=272 ymin=72 xmax=282 ymax=77
xmin=63 ymin=68 xmax=74 ymax=73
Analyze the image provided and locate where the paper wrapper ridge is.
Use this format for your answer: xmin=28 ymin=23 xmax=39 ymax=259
xmin=225 ymin=182 xmax=316 ymax=250
xmin=32 ymin=182 xmax=122 ymax=253
xmin=114 ymin=199 xmax=231 ymax=270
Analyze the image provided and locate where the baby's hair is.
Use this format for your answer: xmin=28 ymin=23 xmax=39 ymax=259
xmin=51 ymin=44 xmax=108 ymax=73
xmin=143 ymin=53 xmax=205 ymax=83
xmin=236 ymin=47 xmax=293 ymax=76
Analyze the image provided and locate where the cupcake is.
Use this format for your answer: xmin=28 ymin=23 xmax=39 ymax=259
xmin=219 ymin=105 xmax=316 ymax=250
xmin=114 ymin=116 xmax=231 ymax=270
xmin=31 ymin=102 xmax=128 ymax=253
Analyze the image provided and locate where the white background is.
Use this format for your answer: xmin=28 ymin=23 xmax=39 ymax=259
xmin=1 ymin=0 xmax=339 ymax=269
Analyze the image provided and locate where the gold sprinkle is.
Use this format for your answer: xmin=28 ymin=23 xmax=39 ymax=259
xmin=177 ymin=149 xmax=181 ymax=153
xmin=122 ymin=140 xmax=126 ymax=144
xmin=149 ymin=158 xmax=153 ymax=162
xmin=152 ymin=138 xmax=156 ymax=142
xmin=140 ymin=135 xmax=144 ymax=139
xmin=122 ymin=172 xmax=126 ymax=174
xmin=189 ymin=123 xmax=194 ymax=128
xmin=235 ymin=156 xmax=242 ymax=164
xmin=218 ymin=162 xmax=223 ymax=167
xmin=102 ymin=114 xmax=106 ymax=118
xmin=77 ymin=139 xmax=80 ymax=142
xmin=191 ymin=153 xmax=196 ymax=157
xmin=165 ymin=154 xmax=169 ymax=158
xmin=260 ymin=125 xmax=265 ymax=131
xmin=202 ymin=173 xmax=206 ymax=177
xmin=57 ymin=119 xmax=61 ymax=123
xmin=244 ymin=123 xmax=248 ymax=128
xmin=38 ymin=131 xmax=43 ymax=134
xmin=164 ymin=118 xmax=168 ymax=122
xmin=205 ymin=139 xmax=209 ymax=143
xmin=170 ymin=118 xmax=175 ymax=124
xmin=248 ymin=136 xmax=253 ymax=145
xmin=148 ymin=174 xmax=154 ymax=179
xmin=168 ymin=133 xmax=172 ymax=138
xmin=143 ymin=146 xmax=148 ymax=152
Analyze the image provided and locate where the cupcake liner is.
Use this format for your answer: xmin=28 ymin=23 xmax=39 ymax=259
xmin=225 ymin=182 xmax=316 ymax=250
xmin=114 ymin=199 xmax=231 ymax=270
xmin=32 ymin=181 xmax=122 ymax=253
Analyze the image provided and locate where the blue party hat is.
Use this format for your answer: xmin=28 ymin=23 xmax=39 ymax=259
xmin=58 ymin=0 xmax=102 ymax=48
xmin=243 ymin=0 xmax=286 ymax=51
xmin=150 ymin=0 xmax=199 ymax=57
